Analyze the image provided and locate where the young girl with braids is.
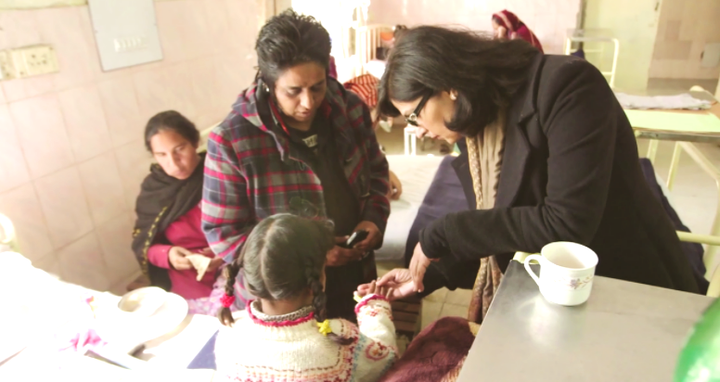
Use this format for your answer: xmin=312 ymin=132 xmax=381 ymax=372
xmin=213 ymin=214 xmax=397 ymax=382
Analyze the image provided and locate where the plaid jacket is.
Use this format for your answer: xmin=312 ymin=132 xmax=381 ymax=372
xmin=202 ymin=79 xmax=390 ymax=260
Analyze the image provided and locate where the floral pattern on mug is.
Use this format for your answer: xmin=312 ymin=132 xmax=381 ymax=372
xmin=550 ymin=275 xmax=593 ymax=290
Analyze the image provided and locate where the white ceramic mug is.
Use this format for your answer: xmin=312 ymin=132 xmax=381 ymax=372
xmin=524 ymin=242 xmax=599 ymax=306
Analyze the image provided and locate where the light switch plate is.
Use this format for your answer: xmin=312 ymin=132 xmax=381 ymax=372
xmin=87 ymin=0 xmax=163 ymax=71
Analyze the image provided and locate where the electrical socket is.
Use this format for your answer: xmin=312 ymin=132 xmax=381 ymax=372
xmin=0 ymin=50 xmax=12 ymax=81
xmin=11 ymin=45 xmax=60 ymax=78
xmin=0 ymin=45 xmax=59 ymax=81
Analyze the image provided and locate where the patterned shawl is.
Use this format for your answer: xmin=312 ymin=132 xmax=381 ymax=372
xmin=466 ymin=110 xmax=506 ymax=324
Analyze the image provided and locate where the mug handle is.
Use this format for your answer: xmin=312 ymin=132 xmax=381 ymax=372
xmin=523 ymin=254 xmax=543 ymax=286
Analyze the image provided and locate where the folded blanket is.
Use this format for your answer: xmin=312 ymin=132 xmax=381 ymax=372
xmin=378 ymin=317 xmax=478 ymax=382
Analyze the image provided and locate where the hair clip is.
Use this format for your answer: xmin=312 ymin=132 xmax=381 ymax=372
xmin=317 ymin=319 xmax=332 ymax=336
xmin=220 ymin=294 xmax=236 ymax=308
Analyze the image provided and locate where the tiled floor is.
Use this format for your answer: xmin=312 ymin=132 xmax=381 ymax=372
xmin=375 ymin=78 xmax=720 ymax=332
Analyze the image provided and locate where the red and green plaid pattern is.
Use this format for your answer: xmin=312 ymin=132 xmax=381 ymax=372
xmin=202 ymin=79 xmax=390 ymax=260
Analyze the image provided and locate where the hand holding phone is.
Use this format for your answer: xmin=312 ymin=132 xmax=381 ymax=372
xmin=342 ymin=230 xmax=369 ymax=249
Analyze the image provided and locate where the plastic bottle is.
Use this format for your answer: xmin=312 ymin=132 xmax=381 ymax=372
xmin=674 ymin=297 xmax=720 ymax=382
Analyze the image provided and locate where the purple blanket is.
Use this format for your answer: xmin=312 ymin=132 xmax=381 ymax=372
xmin=403 ymin=156 xmax=468 ymax=266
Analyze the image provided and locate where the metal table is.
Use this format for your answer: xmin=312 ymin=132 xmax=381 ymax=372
xmin=628 ymin=100 xmax=720 ymax=272
xmin=457 ymin=261 xmax=714 ymax=382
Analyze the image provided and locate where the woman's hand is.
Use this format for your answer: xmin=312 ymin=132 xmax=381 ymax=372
xmin=168 ymin=246 xmax=193 ymax=270
xmin=359 ymin=268 xmax=416 ymax=301
xmin=327 ymin=237 xmax=365 ymax=266
xmin=196 ymin=247 xmax=225 ymax=274
xmin=495 ymin=26 xmax=507 ymax=39
xmin=352 ymin=221 xmax=382 ymax=252
xmin=408 ymin=242 xmax=439 ymax=293
xmin=387 ymin=170 xmax=403 ymax=200
xmin=365 ymin=280 xmax=394 ymax=299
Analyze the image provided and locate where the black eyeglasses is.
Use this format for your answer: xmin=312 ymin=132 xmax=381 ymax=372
xmin=405 ymin=92 xmax=432 ymax=127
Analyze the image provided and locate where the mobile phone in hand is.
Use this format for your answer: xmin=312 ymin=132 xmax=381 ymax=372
xmin=343 ymin=230 xmax=369 ymax=248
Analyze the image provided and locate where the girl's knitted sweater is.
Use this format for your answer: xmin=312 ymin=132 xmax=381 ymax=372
xmin=214 ymin=295 xmax=397 ymax=382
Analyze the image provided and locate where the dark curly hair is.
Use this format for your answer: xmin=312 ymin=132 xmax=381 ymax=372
xmin=255 ymin=9 xmax=331 ymax=88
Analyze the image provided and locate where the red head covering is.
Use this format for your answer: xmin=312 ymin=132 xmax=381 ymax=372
xmin=492 ymin=10 xmax=544 ymax=53
xmin=493 ymin=10 xmax=522 ymax=33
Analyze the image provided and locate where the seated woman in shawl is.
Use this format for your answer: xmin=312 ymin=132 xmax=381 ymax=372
xmin=491 ymin=10 xmax=544 ymax=53
xmin=132 ymin=111 xmax=233 ymax=315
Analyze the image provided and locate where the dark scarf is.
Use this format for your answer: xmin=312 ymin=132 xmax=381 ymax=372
xmin=131 ymin=152 xmax=206 ymax=290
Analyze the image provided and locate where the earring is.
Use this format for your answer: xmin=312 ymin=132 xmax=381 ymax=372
xmin=450 ymin=92 xmax=457 ymax=101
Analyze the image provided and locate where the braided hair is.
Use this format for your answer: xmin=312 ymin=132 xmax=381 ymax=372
xmin=216 ymin=214 xmax=352 ymax=345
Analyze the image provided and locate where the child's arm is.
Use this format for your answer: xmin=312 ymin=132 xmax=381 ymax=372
xmin=352 ymin=294 xmax=398 ymax=378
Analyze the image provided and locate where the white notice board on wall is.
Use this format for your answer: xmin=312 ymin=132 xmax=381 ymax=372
xmin=87 ymin=0 xmax=163 ymax=71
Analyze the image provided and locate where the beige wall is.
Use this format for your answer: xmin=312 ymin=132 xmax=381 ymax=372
xmin=0 ymin=0 xmax=183 ymax=10
xmin=0 ymin=0 xmax=258 ymax=292
xmin=649 ymin=0 xmax=720 ymax=80
xmin=584 ymin=0 xmax=662 ymax=91
xmin=364 ymin=0 xmax=580 ymax=55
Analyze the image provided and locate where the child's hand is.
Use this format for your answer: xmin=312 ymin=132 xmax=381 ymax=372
xmin=357 ymin=269 xmax=417 ymax=301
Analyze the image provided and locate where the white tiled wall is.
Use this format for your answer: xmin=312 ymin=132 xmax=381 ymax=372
xmin=365 ymin=0 xmax=581 ymax=55
xmin=0 ymin=0 xmax=259 ymax=292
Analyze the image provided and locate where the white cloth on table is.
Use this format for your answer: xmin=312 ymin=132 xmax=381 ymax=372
xmin=615 ymin=92 xmax=712 ymax=110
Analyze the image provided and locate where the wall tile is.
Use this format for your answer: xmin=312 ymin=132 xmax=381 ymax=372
xmin=0 ymin=183 xmax=54 ymax=262
xmin=1 ymin=76 xmax=56 ymax=104
xmin=97 ymin=76 xmax=144 ymax=148
xmin=114 ymin=139 xmax=152 ymax=212
xmin=9 ymin=94 xmax=75 ymax=179
xmin=58 ymin=84 xmax=113 ymax=162
xmin=653 ymin=41 xmax=693 ymax=60
xmin=155 ymin=0 xmax=190 ymax=63
xmin=33 ymin=252 xmax=61 ymax=278
xmin=162 ymin=62 xmax=199 ymax=120
xmin=0 ymin=9 xmax=42 ymax=49
xmin=202 ymin=0 xmax=232 ymax=55
xmin=664 ymin=20 xmax=681 ymax=42
xmin=661 ymin=0 xmax=685 ymax=20
xmin=35 ymin=7 xmax=99 ymax=91
xmin=0 ymin=105 xmax=31 ymax=193
xmin=57 ymin=232 xmax=110 ymax=291
xmin=225 ymin=0 xmax=261 ymax=50
xmin=96 ymin=214 xmax=141 ymax=288
xmin=214 ymin=52 xmax=254 ymax=107
xmin=184 ymin=0 xmax=213 ymax=59
xmin=189 ymin=58 xmax=219 ymax=118
xmin=132 ymin=68 xmax=171 ymax=122
xmin=34 ymin=166 xmax=94 ymax=249
xmin=77 ymin=152 xmax=127 ymax=226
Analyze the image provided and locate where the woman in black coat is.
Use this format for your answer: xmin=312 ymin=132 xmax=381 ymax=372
xmin=368 ymin=26 xmax=699 ymax=310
